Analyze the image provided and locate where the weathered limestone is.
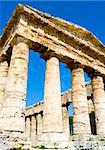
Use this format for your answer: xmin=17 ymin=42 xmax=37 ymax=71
xmin=0 ymin=61 xmax=8 ymax=110
xmin=62 ymin=105 xmax=70 ymax=136
xmin=71 ymin=64 xmax=91 ymax=135
xmin=37 ymin=113 xmax=43 ymax=136
xmin=26 ymin=117 xmax=31 ymax=140
xmin=25 ymin=83 xmax=94 ymax=140
xmin=43 ymin=57 xmax=63 ymax=133
xmin=2 ymin=37 xmax=29 ymax=132
xmin=88 ymin=98 xmax=94 ymax=114
xmin=30 ymin=115 xmax=36 ymax=142
xmin=0 ymin=4 xmax=105 ymax=149
xmin=92 ymin=74 xmax=105 ymax=135
xmin=25 ymin=84 xmax=94 ymax=117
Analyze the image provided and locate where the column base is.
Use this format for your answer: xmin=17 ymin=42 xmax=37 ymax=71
xmin=96 ymin=135 xmax=105 ymax=141
xmin=69 ymin=140 xmax=105 ymax=150
xmin=71 ymin=134 xmax=96 ymax=141
xmin=37 ymin=132 xmax=69 ymax=149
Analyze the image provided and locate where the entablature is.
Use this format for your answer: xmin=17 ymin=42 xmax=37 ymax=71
xmin=0 ymin=4 xmax=105 ymax=76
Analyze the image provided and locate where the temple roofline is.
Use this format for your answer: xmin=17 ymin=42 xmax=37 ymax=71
xmin=0 ymin=4 xmax=105 ymax=53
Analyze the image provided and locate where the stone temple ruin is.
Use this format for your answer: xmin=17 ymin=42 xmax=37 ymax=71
xmin=0 ymin=4 xmax=105 ymax=150
xmin=25 ymin=83 xmax=96 ymax=146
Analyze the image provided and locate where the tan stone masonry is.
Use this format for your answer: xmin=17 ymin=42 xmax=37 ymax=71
xmin=62 ymin=104 xmax=70 ymax=136
xmin=25 ymin=83 xmax=94 ymax=141
xmin=31 ymin=115 xmax=36 ymax=143
xmin=0 ymin=4 xmax=105 ymax=149
xmin=71 ymin=64 xmax=91 ymax=135
xmin=37 ymin=113 xmax=43 ymax=136
xmin=43 ymin=57 xmax=63 ymax=133
xmin=26 ymin=117 xmax=31 ymax=140
xmin=1 ymin=37 xmax=29 ymax=132
xmin=92 ymin=74 xmax=105 ymax=135
xmin=0 ymin=61 xmax=8 ymax=110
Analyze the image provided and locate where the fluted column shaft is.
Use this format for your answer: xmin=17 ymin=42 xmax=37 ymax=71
xmin=37 ymin=113 xmax=43 ymax=135
xmin=72 ymin=65 xmax=91 ymax=135
xmin=31 ymin=115 xmax=36 ymax=142
xmin=2 ymin=37 xmax=29 ymax=132
xmin=92 ymin=75 xmax=105 ymax=135
xmin=0 ymin=61 xmax=8 ymax=110
xmin=62 ymin=105 xmax=69 ymax=136
xmin=43 ymin=57 xmax=63 ymax=133
xmin=26 ymin=117 xmax=31 ymax=139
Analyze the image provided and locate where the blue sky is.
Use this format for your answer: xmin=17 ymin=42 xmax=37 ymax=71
xmin=0 ymin=1 xmax=105 ymax=113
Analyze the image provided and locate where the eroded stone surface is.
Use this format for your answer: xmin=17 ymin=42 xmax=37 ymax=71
xmin=0 ymin=61 xmax=8 ymax=111
xmin=0 ymin=4 xmax=105 ymax=150
xmin=71 ymin=65 xmax=91 ymax=135
xmin=43 ymin=57 xmax=63 ymax=133
xmin=1 ymin=39 xmax=29 ymax=132
xmin=26 ymin=117 xmax=31 ymax=140
xmin=31 ymin=115 xmax=37 ymax=144
xmin=92 ymin=75 xmax=105 ymax=135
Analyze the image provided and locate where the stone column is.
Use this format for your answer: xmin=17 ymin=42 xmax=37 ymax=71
xmin=92 ymin=74 xmax=105 ymax=135
xmin=37 ymin=113 xmax=43 ymax=136
xmin=2 ymin=37 xmax=29 ymax=132
xmin=0 ymin=61 xmax=8 ymax=110
xmin=71 ymin=63 xmax=91 ymax=135
xmin=62 ymin=105 xmax=70 ymax=136
xmin=31 ymin=115 xmax=36 ymax=142
xmin=88 ymin=98 xmax=94 ymax=114
xmin=43 ymin=57 xmax=63 ymax=133
xmin=26 ymin=117 xmax=31 ymax=140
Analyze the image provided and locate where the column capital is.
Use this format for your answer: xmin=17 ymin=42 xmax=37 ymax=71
xmin=37 ymin=111 xmax=43 ymax=118
xmin=89 ymin=69 xmax=102 ymax=78
xmin=0 ymin=54 xmax=8 ymax=63
xmin=67 ymin=61 xmax=84 ymax=70
xmin=14 ymin=36 xmax=29 ymax=46
xmin=40 ymin=50 xmax=58 ymax=61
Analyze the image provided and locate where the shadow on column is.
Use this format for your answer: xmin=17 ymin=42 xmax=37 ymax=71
xmin=89 ymin=111 xmax=96 ymax=135
xmin=68 ymin=103 xmax=73 ymax=135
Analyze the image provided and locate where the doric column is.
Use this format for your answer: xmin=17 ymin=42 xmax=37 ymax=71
xmin=37 ymin=113 xmax=43 ymax=136
xmin=31 ymin=115 xmax=36 ymax=142
xmin=43 ymin=57 xmax=63 ymax=133
xmin=26 ymin=117 xmax=31 ymax=139
xmin=71 ymin=63 xmax=91 ymax=135
xmin=0 ymin=61 xmax=8 ymax=110
xmin=62 ymin=104 xmax=70 ymax=136
xmin=92 ymin=73 xmax=105 ymax=135
xmin=2 ymin=37 xmax=29 ymax=132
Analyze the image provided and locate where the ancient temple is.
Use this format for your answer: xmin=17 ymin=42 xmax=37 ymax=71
xmin=0 ymin=4 xmax=105 ymax=149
